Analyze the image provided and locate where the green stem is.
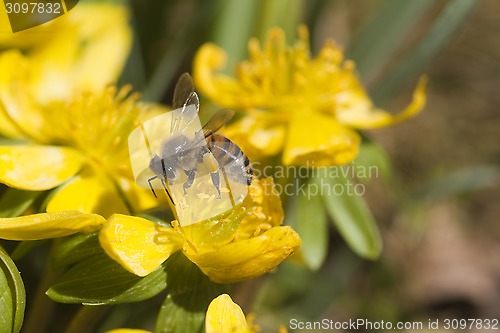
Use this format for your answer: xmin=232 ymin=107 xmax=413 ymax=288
xmin=64 ymin=305 xmax=111 ymax=333
xmin=23 ymin=264 xmax=61 ymax=333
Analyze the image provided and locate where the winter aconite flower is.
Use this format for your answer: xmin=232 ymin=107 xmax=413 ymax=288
xmin=0 ymin=84 xmax=159 ymax=217
xmin=0 ymin=2 xmax=130 ymax=77
xmin=206 ymin=294 xmax=287 ymax=333
xmin=103 ymin=294 xmax=267 ymax=333
xmin=194 ymin=25 xmax=427 ymax=166
xmin=205 ymin=294 xmax=254 ymax=333
xmin=0 ymin=178 xmax=300 ymax=283
xmin=0 ymin=3 xmax=158 ymax=217
xmin=99 ymin=178 xmax=301 ymax=283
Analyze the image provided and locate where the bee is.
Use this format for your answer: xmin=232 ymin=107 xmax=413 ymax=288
xmin=132 ymin=73 xmax=252 ymax=219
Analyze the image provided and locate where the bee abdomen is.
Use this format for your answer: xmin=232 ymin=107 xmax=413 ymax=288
xmin=207 ymin=134 xmax=253 ymax=185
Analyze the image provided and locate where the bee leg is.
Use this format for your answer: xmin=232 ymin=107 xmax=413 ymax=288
xmin=153 ymin=159 xmax=175 ymax=204
xmin=210 ymin=171 xmax=221 ymax=199
xmin=160 ymin=177 xmax=175 ymax=205
xmin=183 ymin=169 xmax=196 ymax=195
xmin=202 ymin=152 xmax=221 ymax=198
xmin=147 ymin=176 xmax=158 ymax=198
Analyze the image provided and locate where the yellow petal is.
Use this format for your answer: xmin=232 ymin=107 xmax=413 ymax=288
xmin=283 ymin=111 xmax=360 ymax=166
xmin=206 ymin=294 xmax=251 ymax=333
xmin=193 ymin=43 xmax=247 ymax=109
xmin=245 ymin=178 xmax=284 ymax=227
xmin=28 ymin=3 xmax=132 ymax=103
xmin=116 ymin=176 xmax=159 ymax=213
xmin=235 ymin=178 xmax=284 ymax=240
xmin=0 ymin=211 xmax=105 ymax=240
xmin=0 ymin=51 xmax=48 ymax=141
xmin=0 ymin=4 xmax=11 ymax=36
xmin=185 ymin=226 xmax=301 ymax=284
xmin=182 ymin=210 xmax=242 ymax=249
xmin=183 ymin=178 xmax=284 ymax=246
xmin=46 ymin=167 xmax=129 ymax=218
xmin=0 ymin=145 xmax=83 ymax=190
xmin=0 ymin=103 xmax=24 ymax=140
xmin=222 ymin=115 xmax=285 ymax=161
xmin=336 ymin=76 xmax=428 ymax=129
xmin=105 ymin=330 xmax=151 ymax=333
xmin=99 ymin=214 xmax=183 ymax=277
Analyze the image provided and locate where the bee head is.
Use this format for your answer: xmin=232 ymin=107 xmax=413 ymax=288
xmin=149 ymin=155 xmax=177 ymax=183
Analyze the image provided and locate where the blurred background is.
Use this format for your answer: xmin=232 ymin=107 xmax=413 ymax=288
xmin=3 ymin=0 xmax=500 ymax=331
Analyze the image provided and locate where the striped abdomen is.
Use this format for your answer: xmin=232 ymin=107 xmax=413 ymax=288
xmin=206 ymin=134 xmax=252 ymax=185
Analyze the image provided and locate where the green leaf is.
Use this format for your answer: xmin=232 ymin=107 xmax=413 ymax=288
xmin=0 ymin=263 xmax=13 ymax=333
xmin=144 ymin=2 xmax=220 ymax=101
xmin=10 ymin=240 xmax=48 ymax=261
xmin=286 ymin=176 xmax=328 ymax=270
xmin=321 ymin=172 xmax=382 ymax=259
xmin=349 ymin=0 xmax=435 ymax=78
xmin=0 ymin=188 xmax=41 ymax=218
xmin=155 ymin=252 xmax=227 ymax=333
xmin=0 ymin=246 xmax=26 ymax=333
xmin=352 ymin=141 xmax=392 ymax=183
xmin=46 ymin=253 xmax=168 ymax=305
xmin=211 ymin=0 xmax=260 ymax=69
xmin=156 ymin=294 xmax=206 ymax=333
xmin=117 ymin=25 xmax=147 ymax=93
xmin=51 ymin=233 xmax=103 ymax=269
xmin=373 ymin=0 xmax=478 ymax=102
xmin=257 ymin=0 xmax=303 ymax=40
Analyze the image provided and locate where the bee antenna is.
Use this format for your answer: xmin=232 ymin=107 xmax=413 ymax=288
xmin=139 ymin=120 xmax=154 ymax=158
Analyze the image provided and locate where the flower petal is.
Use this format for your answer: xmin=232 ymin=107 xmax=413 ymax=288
xmin=222 ymin=115 xmax=285 ymax=161
xmin=184 ymin=178 xmax=284 ymax=246
xmin=0 ymin=51 xmax=49 ymax=141
xmin=283 ymin=111 xmax=360 ymax=166
xmin=206 ymin=294 xmax=251 ymax=333
xmin=235 ymin=178 xmax=284 ymax=240
xmin=0 ymin=145 xmax=83 ymax=190
xmin=116 ymin=176 xmax=159 ymax=214
xmin=46 ymin=167 xmax=129 ymax=218
xmin=29 ymin=3 xmax=132 ymax=103
xmin=0 ymin=104 xmax=24 ymax=140
xmin=0 ymin=211 xmax=105 ymax=240
xmin=99 ymin=214 xmax=183 ymax=277
xmin=336 ymin=76 xmax=428 ymax=129
xmin=193 ymin=44 xmax=248 ymax=109
xmin=185 ymin=226 xmax=301 ymax=284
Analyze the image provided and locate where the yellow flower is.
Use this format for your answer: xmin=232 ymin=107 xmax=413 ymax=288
xmin=0 ymin=83 xmax=159 ymax=217
xmin=206 ymin=294 xmax=287 ymax=333
xmin=0 ymin=3 xmax=131 ymax=139
xmin=99 ymin=177 xmax=301 ymax=283
xmin=0 ymin=2 xmax=130 ymax=54
xmin=0 ymin=3 xmax=159 ymax=217
xmin=206 ymin=294 xmax=253 ymax=333
xmin=0 ymin=178 xmax=300 ymax=283
xmin=194 ymin=25 xmax=427 ymax=166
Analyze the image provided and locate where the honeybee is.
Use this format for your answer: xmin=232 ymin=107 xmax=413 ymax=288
xmin=128 ymin=73 xmax=252 ymax=225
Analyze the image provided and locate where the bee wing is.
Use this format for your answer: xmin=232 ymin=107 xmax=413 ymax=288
xmin=171 ymin=73 xmax=200 ymax=135
xmin=202 ymin=109 xmax=235 ymax=138
xmin=173 ymin=72 xmax=195 ymax=109
xmin=180 ymin=109 xmax=234 ymax=153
